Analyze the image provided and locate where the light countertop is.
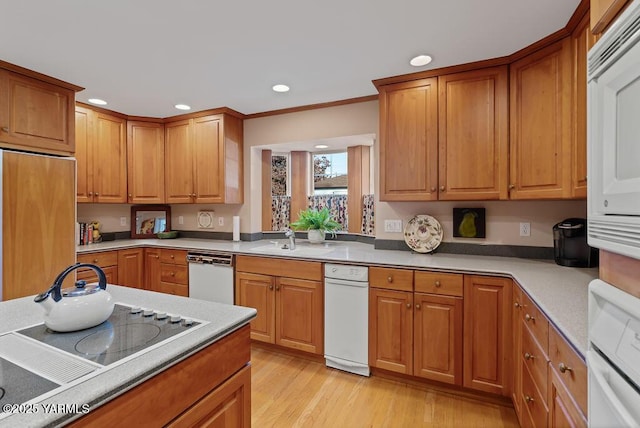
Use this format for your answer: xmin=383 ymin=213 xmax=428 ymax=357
xmin=0 ymin=286 xmax=256 ymax=427
xmin=78 ymin=238 xmax=599 ymax=356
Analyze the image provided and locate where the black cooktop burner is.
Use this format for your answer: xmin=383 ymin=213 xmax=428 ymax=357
xmin=17 ymin=304 xmax=200 ymax=366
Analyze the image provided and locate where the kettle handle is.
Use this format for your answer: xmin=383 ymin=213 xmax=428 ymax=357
xmin=36 ymin=263 xmax=108 ymax=303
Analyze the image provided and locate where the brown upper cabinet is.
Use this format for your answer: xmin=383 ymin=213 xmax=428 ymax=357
xmin=378 ymin=66 xmax=509 ymax=202
xmin=0 ymin=68 xmax=76 ymax=155
xmin=165 ymin=114 xmax=243 ymax=204
xmin=438 ymin=67 xmax=509 ymax=200
xmin=378 ymin=78 xmax=438 ymax=201
xmin=127 ymin=121 xmax=165 ymax=204
xmin=509 ymin=38 xmax=573 ymax=199
xmin=591 ymin=0 xmax=630 ymax=34
xmin=75 ymin=105 xmax=128 ymax=203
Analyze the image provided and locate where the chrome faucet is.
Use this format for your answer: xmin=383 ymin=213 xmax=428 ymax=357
xmin=284 ymin=228 xmax=296 ymax=250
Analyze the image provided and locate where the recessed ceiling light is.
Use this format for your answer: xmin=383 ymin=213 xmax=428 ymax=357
xmin=272 ymin=84 xmax=290 ymax=93
xmin=410 ymin=54 xmax=433 ymax=67
xmin=315 ymin=144 xmax=329 ymax=149
xmin=174 ymin=104 xmax=191 ymax=111
xmin=88 ymin=98 xmax=107 ymax=106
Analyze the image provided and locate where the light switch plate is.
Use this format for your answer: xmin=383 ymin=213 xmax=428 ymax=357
xmin=197 ymin=211 xmax=215 ymax=229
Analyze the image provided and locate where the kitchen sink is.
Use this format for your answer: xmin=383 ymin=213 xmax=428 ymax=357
xmin=248 ymin=242 xmax=335 ymax=257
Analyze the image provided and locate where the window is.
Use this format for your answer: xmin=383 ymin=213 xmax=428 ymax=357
xmin=313 ymin=152 xmax=347 ymax=195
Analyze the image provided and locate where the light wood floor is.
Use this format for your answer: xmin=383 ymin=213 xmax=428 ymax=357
xmin=251 ymin=346 xmax=520 ymax=428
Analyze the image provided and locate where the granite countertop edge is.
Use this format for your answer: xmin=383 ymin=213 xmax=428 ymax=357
xmin=77 ymin=238 xmax=598 ymax=357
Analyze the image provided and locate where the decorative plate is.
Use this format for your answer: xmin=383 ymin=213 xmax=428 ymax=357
xmin=403 ymin=215 xmax=443 ymax=253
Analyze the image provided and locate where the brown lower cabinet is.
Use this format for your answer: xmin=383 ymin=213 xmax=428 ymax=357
xmin=235 ymin=255 xmax=324 ymax=355
xmin=69 ymin=325 xmax=250 ymax=427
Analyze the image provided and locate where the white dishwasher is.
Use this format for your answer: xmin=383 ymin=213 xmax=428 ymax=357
xmin=324 ymin=264 xmax=369 ymax=376
xmin=187 ymin=252 xmax=234 ymax=305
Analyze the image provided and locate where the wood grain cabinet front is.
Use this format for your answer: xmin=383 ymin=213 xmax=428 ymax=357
xmin=75 ymin=105 xmax=127 ymax=203
xmin=235 ymin=256 xmax=323 ymax=355
xmin=165 ymin=113 xmax=243 ymax=204
xmin=0 ymin=68 xmax=76 ymax=155
xmin=127 ymin=120 xmax=165 ymax=204
xmin=77 ymin=251 xmax=119 ymax=285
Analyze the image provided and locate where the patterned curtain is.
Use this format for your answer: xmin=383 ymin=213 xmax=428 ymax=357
xmin=271 ymin=196 xmax=291 ymax=231
xmin=307 ymin=195 xmax=348 ymax=231
xmin=361 ymin=194 xmax=374 ymax=236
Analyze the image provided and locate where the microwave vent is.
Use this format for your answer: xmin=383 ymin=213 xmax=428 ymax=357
xmin=589 ymin=218 xmax=640 ymax=250
xmin=589 ymin=2 xmax=640 ymax=76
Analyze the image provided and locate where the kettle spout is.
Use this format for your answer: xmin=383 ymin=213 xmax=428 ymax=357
xmin=34 ymin=291 xmax=54 ymax=314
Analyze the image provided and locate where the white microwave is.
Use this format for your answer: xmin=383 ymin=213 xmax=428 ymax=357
xmin=588 ymin=0 xmax=640 ymax=259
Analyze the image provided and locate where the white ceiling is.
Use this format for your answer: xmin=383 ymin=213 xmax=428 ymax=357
xmin=0 ymin=0 xmax=580 ymax=118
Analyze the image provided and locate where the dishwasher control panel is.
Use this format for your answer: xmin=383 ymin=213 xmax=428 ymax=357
xmin=324 ymin=264 xmax=368 ymax=282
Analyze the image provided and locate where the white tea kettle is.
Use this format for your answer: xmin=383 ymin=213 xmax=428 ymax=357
xmin=34 ymin=263 xmax=114 ymax=332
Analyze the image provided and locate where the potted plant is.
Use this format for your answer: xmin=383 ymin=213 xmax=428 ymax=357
xmin=290 ymin=207 xmax=341 ymax=243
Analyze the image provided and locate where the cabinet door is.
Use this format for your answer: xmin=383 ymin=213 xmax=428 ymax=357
xmin=165 ymin=119 xmax=194 ymax=203
xmin=510 ymin=38 xmax=572 ymax=199
xmin=75 ymin=105 xmax=94 ymax=203
xmin=572 ymin=13 xmax=597 ymax=199
xmin=166 ymin=365 xmax=251 ymax=428
xmin=117 ymin=248 xmax=144 ymax=288
xmin=379 ymin=78 xmax=438 ymax=201
xmin=438 ymin=66 xmax=509 ymax=200
xmin=463 ymin=275 xmax=512 ymax=396
xmin=236 ymin=272 xmax=275 ymax=343
xmin=2 ymin=152 xmax=75 ymax=300
xmin=193 ymin=115 xmax=224 ymax=203
xmin=275 ymin=277 xmax=324 ymax=354
xmin=591 ymin=0 xmax=630 ymax=34
xmin=0 ymin=70 xmax=74 ymax=154
xmin=414 ymin=293 xmax=462 ymax=385
xmin=369 ymin=288 xmax=413 ymax=374
xmin=144 ymin=248 xmax=161 ymax=291
xmin=127 ymin=121 xmax=165 ymax=204
xmin=93 ymin=112 xmax=127 ymax=203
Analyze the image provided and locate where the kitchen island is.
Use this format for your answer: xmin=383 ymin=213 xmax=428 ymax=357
xmin=0 ymin=285 xmax=256 ymax=427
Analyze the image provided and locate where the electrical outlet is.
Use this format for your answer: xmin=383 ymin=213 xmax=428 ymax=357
xmin=218 ymin=217 xmax=224 ymax=226
xmin=520 ymin=222 xmax=531 ymax=237
xmin=384 ymin=219 xmax=403 ymax=233
xmin=120 ymin=217 xmax=127 ymax=226
xmin=178 ymin=216 xmax=184 ymax=225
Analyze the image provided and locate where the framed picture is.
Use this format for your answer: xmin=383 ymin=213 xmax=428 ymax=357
xmin=131 ymin=205 xmax=171 ymax=239
xmin=453 ymin=208 xmax=486 ymax=238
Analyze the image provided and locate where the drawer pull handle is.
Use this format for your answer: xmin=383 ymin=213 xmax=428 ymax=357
xmin=1 ymin=126 xmax=8 ymax=132
xmin=276 ymin=285 xmax=280 ymax=291
xmin=170 ymin=272 xmax=175 ymax=276
xmin=387 ymin=276 xmax=393 ymax=283
xmin=514 ymin=302 xmax=521 ymax=308
xmin=155 ymin=255 xmax=159 ymax=259
xmin=95 ymin=192 xmax=99 ymax=196
xmin=524 ymin=395 xmax=534 ymax=404
xmin=509 ymin=184 xmax=516 ymax=190
xmin=434 ymin=280 xmax=441 ymax=288
xmin=406 ymin=303 xmax=411 ymax=309
xmin=170 ymin=255 xmax=175 ymax=259
xmin=430 ymin=187 xmax=436 ymax=193
xmin=93 ymin=259 xmax=98 ymax=263
xmin=415 ymin=304 xmax=421 ymax=310
xmin=269 ymin=285 xmax=273 ymax=290
xmin=88 ymin=192 xmax=93 ymax=196
xmin=558 ymin=363 xmax=573 ymax=374
xmin=440 ymin=185 xmax=445 ymax=192
xmin=524 ymin=352 xmax=534 ymax=361
xmin=525 ymin=314 xmax=535 ymax=322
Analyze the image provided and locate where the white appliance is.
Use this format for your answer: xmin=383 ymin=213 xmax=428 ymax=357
xmin=588 ymin=279 xmax=640 ymax=427
xmin=324 ymin=263 xmax=369 ymax=376
xmin=588 ymin=0 xmax=640 ymax=259
xmin=187 ymin=252 xmax=234 ymax=305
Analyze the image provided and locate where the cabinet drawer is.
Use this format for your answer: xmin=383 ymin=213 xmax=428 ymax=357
xmin=77 ymin=265 xmax=118 ymax=285
xmin=78 ymin=251 xmax=118 ymax=267
xmin=521 ymin=362 xmax=548 ymax=428
xmin=521 ymin=323 xmax=549 ymax=399
xmin=549 ymin=326 xmax=587 ymax=416
xmin=156 ymin=281 xmax=188 ymax=297
xmin=521 ymin=292 xmax=549 ymax=356
xmin=235 ymin=255 xmax=322 ymax=281
xmin=160 ymin=264 xmax=188 ymax=285
xmin=414 ymin=271 xmax=462 ymax=296
xmin=160 ymin=249 xmax=188 ymax=266
xmin=369 ymin=267 xmax=413 ymax=291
